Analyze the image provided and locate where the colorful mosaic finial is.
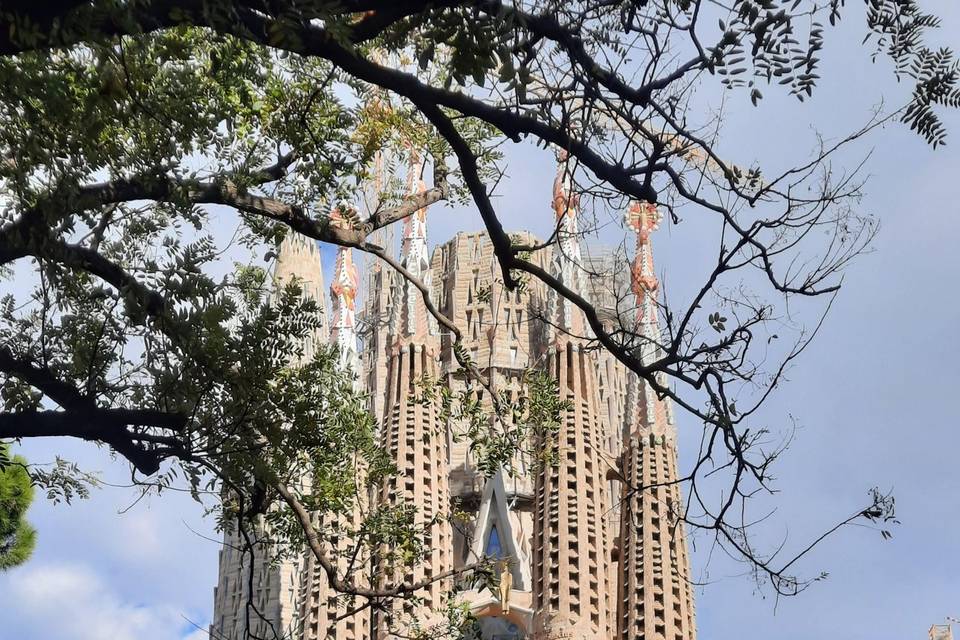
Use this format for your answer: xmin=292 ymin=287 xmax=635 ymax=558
xmin=329 ymin=208 xmax=361 ymax=376
xmin=552 ymin=148 xmax=580 ymax=220
xmin=625 ymin=200 xmax=662 ymax=327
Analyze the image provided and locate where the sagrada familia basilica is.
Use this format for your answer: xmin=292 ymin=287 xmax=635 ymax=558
xmin=209 ymin=151 xmax=697 ymax=640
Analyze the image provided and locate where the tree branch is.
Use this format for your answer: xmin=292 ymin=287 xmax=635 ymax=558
xmin=0 ymin=408 xmax=187 ymax=474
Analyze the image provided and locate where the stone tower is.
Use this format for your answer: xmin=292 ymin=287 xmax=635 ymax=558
xmin=295 ymin=213 xmax=372 ymax=640
xmin=273 ymin=230 xmax=330 ymax=359
xmin=209 ymin=230 xmax=327 ymax=640
xmin=430 ymin=229 xmax=549 ymax=631
xmin=361 ymin=149 xmax=396 ymax=428
xmin=617 ymin=201 xmax=696 ymax=640
xmin=373 ymin=157 xmax=454 ymax=638
xmin=531 ymin=152 xmax=614 ymax=640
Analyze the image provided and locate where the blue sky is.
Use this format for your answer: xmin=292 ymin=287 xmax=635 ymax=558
xmin=2 ymin=4 xmax=959 ymax=639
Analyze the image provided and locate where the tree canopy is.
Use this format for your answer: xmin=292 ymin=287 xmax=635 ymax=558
xmin=0 ymin=444 xmax=36 ymax=571
xmin=0 ymin=0 xmax=950 ymax=632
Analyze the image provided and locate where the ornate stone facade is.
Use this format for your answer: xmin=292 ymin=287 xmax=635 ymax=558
xmin=210 ymin=157 xmax=697 ymax=640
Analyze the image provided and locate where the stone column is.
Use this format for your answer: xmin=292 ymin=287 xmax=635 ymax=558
xmin=532 ymin=341 xmax=613 ymax=640
xmin=617 ymin=200 xmax=696 ymax=640
xmin=375 ymin=341 xmax=453 ymax=637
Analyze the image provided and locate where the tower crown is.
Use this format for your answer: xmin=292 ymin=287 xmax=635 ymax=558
xmin=625 ymin=200 xmax=662 ymax=327
xmin=552 ymin=149 xmax=580 ymax=219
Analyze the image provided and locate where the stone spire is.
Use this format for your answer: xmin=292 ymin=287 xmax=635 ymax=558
xmin=624 ymin=200 xmax=670 ymax=433
xmin=361 ymin=148 xmax=396 ymax=428
xmin=294 ymin=210 xmax=372 ymax=640
xmin=390 ymin=154 xmax=437 ymax=343
xmin=546 ymin=149 xmax=589 ymax=338
xmin=374 ymin=154 xmax=452 ymax=639
xmin=617 ymin=201 xmax=696 ymax=640
xmin=532 ymin=151 xmax=614 ymax=640
xmin=329 ymin=208 xmax=362 ymax=379
xmin=626 ymin=202 xmax=661 ymax=330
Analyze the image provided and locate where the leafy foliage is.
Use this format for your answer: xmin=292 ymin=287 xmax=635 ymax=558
xmin=706 ymin=0 xmax=959 ymax=144
xmin=0 ymin=444 xmax=36 ymax=570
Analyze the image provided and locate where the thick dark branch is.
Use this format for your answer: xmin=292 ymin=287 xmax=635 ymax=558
xmin=40 ymin=235 xmax=168 ymax=317
xmin=0 ymin=407 xmax=186 ymax=436
xmin=102 ymin=172 xmax=450 ymax=247
xmin=0 ymin=345 xmax=87 ymax=410
xmin=0 ymin=0 xmax=202 ymax=56
xmin=0 ymin=161 xmax=450 ymax=270
xmin=0 ymin=408 xmax=187 ymax=474
xmin=0 ymin=345 xmax=187 ymax=475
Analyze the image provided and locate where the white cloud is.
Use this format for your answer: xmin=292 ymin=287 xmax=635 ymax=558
xmin=113 ymin=507 xmax=165 ymax=563
xmin=3 ymin=563 xmax=200 ymax=640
